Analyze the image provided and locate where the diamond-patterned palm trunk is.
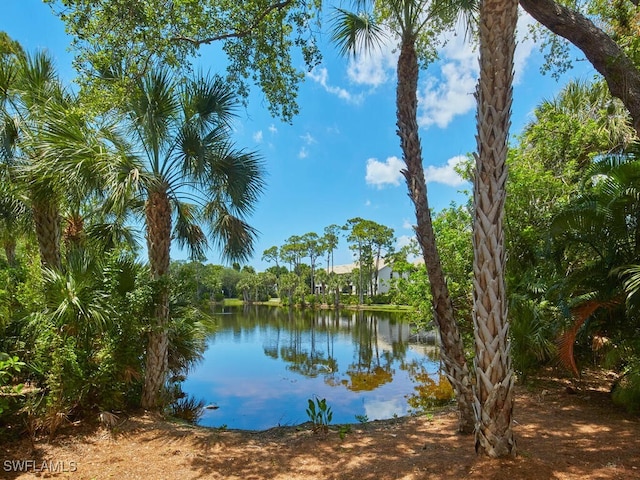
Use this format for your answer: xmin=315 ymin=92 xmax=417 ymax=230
xmin=4 ymin=237 xmax=16 ymax=266
xmin=472 ymin=0 xmax=518 ymax=458
xmin=397 ymin=38 xmax=475 ymax=434
xmin=141 ymin=188 xmax=172 ymax=409
xmin=32 ymin=199 xmax=61 ymax=270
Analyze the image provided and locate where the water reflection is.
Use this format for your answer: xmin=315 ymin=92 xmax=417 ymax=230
xmin=183 ymin=305 xmax=443 ymax=430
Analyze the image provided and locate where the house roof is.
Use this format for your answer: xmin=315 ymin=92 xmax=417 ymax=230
xmin=327 ymin=262 xmax=357 ymax=275
xmin=326 ymin=257 xmax=423 ymax=275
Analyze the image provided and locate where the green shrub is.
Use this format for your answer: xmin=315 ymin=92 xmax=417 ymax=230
xmin=305 ymin=294 xmax=317 ymax=307
xmin=1 ymin=251 xmax=208 ymax=433
xmin=0 ymin=353 xmax=25 ymax=417
xmin=370 ymin=294 xmax=392 ymax=305
xmin=168 ymin=394 xmax=205 ymax=424
xmin=213 ymin=291 xmax=225 ymax=302
xmin=611 ymin=362 xmax=640 ymax=413
xmin=509 ymin=296 xmax=556 ymax=379
xmin=340 ymin=294 xmax=358 ymax=305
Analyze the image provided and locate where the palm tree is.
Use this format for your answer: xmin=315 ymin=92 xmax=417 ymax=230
xmin=1 ymin=51 xmax=120 ymax=270
xmin=119 ymin=69 xmax=264 ymax=409
xmin=332 ymin=0 xmax=476 ymax=433
xmin=1 ymin=52 xmax=66 ymax=269
xmin=523 ymin=79 xmax=635 ymax=179
xmin=471 ymin=0 xmax=518 ymax=457
xmin=0 ymin=182 xmax=31 ymax=266
xmin=323 ymin=224 xmax=341 ymax=272
xmin=0 ymin=114 xmax=31 ymax=265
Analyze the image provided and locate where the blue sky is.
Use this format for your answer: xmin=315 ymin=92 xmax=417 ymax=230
xmin=2 ymin=1 xmax=597 ymax=271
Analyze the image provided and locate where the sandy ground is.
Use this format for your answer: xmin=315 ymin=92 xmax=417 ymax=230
xmin=3 ymin=369 xmax=639 ymax=479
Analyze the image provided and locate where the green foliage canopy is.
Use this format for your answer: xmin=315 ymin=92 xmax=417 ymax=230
xmin=45 ymin=0 xmax=322 ymax=121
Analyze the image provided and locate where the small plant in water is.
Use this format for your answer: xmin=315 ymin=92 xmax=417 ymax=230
xmin=305 ymin=397 xmax=333 ymax=433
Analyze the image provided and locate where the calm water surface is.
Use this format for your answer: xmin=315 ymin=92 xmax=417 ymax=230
xmin=182 ymin=305 xmax=442 ymax=430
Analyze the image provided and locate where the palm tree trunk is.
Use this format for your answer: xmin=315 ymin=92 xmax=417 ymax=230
xmin=4 ymin=237 xmax=16 ymax=266
xmin=396 ymin=38 xmax=475 ymax=434
xmin=32 ymin=199 xmax=61 ymax=270
xmin=472 ymin=0 xmax=518 ymax=458
xmin=141 ymin=189 xmax=172 ymax=410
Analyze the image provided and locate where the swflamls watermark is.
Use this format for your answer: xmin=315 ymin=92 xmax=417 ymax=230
xmin=3 ymin=459 xmax=78 ymax=473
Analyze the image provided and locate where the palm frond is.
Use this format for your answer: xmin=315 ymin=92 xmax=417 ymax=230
xmin=0 ymin=114 xmax=20 ymax=164
xmin=118 ymin=67 xmax=265 ymax=270
xmin=85 ymin=222 xmax=140 ymax=253
xmin=426 ymin=0 xmax=479 ymax=34
xmin=331 ymin=8 xmax=387 ymax=58
xmin=41 ymin=250 xmax=115 ymax=338
xmin=182 ymin=72 xmax=236 ymax=130
xmin=557 ymin=297 xmax=622 ymax=375
xmin=175 ymin=121 xmax=207 ymax=179
xmin=173 ymin=201 xmax=208 ymax=261
xmin=211 ymin=210 xmax=259 ymax=263
xmin=618 ymin=264 xmax=640 ymax=310
xmin=0 ymin=57 xmax=18 ymax=103
xmin=206 ymin=142 xmax=266 ymax=215
xmin=129 ymin=68 xmax=179 ymax=165
xmin=17 ymin=51 xmax=59 ymax=108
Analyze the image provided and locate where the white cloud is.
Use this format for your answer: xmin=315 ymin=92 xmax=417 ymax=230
xmin=326 ymin=125 xmax=341 ymax=135
xmin=417 ymin=8 xmax=536 ymax=129
xmin=424 ymin=155 xmax=468 ymax=186
xmin=418 ymin=63 xmax=477 ymax=129
xmin=365 ymin=199 xmax=371 ymax=206
xmin=402 ymin=219 xmax=414 ymax=230
xmin=514 ymin=12 xmax=537 ymax=85
xmin=364 ymin=397 xmax=404 ymax=420
xmin=253 ymin=130 xmax=263 ymax=143
xmin=268 ymin=124 xmax=278 ymax=135
xmin=365 ymin=156 xmax=404 ymax=188
xmin=417 ymin=28 xmax=478 ymax=129
xmin=310 ymin=11 xmax=534 ymax=114
xmin=298 ymin=147 xmax=308 ymax=159
xmin=300 ymin=132 xmax=316 ymax=145
xmin=308 ymin=67 xmax=364 ymax=104
xmin=396 ymin=234 xmax=415 ymax=249
xmin=346 ymin=38 xmax=398 ymax=87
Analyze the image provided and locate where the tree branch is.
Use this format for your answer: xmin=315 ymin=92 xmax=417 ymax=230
xmin=519 ymin=0 xmax=640 ymax=136
xmin=170 ymin=0 xmax=294 ymax=47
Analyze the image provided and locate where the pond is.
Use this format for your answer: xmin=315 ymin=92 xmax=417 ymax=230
xmin=182 ymin=305 xmax=445 ymax=430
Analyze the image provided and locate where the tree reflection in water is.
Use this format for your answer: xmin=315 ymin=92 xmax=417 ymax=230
xmin=402 ymin=359 xmax=455 ymax=413
xmin=185 ymin=305 xmax=447 ymax=429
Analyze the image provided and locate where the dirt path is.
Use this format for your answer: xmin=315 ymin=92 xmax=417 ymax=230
xmin=3 ymin=370 xmax=639 ymax=479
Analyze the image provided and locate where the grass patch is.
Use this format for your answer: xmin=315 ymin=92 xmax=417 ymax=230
xmin=223 ymin=298 xmax=244 ymax=307
xmin=221 ymin=297 xmax=413 ymax=313
xmin=348 ymin=304 xmax=414 ymax=313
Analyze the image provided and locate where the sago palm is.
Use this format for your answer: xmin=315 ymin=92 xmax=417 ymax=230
xmin=331 ymin=0 xmax=477 ymax=433
xmin=118 ymin=68 xmax=264 ymax=408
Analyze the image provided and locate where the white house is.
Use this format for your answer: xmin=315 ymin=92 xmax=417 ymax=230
xmin=323 ymin=258 xmax=423 ymax=295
